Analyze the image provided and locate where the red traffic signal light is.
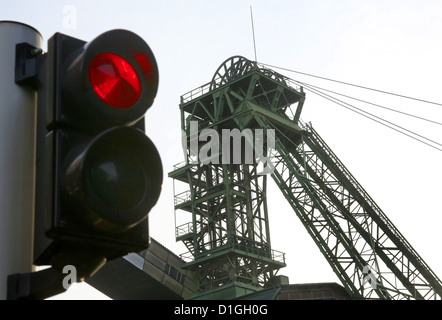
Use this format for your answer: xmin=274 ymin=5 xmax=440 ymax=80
xmin=32 ymin=29 xmax=163 ymax=288
xmin=89 ymin=52 xmax=141 ymax=108
xmin=58 ymin=29 xmax=159 ymax=130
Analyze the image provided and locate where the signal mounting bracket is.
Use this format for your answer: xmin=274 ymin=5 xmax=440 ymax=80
xmin=15 ymin=42 xmax=43 ymax=88
xmin=7 ymin=267 xmax=68 ymax=300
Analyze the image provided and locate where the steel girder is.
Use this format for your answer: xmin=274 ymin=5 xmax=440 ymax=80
xmin=255 ymin=114 xmax=442 ymax=300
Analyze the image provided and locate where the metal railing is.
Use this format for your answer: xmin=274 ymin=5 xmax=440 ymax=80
xmin=180 ymin=65 xmax=303 ymax=105
xmin=180 ymin=81 xmax=213 ymax=104
xmin=178 ymin=237 xmax=286 ymax=265
xmin=175 ymin=222 xmax=193 ymax=238
xmin=174 ymin=190 xmax=191 ymax=206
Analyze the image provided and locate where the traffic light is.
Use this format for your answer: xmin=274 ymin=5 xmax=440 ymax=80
xmin=32 ymin=29 xmax=162 ymax=283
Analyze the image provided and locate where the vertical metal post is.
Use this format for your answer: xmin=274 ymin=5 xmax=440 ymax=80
xmin=250 ymin=6 xmax=258 ymax=62
xmin=0 ymin=21 xmax=42 ymax=300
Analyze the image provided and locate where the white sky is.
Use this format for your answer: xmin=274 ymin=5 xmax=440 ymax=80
xmin=2 ymin=0 xmax=442 ymax=300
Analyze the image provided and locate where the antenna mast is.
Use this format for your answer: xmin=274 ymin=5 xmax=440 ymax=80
xmin=250 ymin=6 xmax=258 ymax=62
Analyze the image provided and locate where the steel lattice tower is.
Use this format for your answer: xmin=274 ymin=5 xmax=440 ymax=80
xmin=169 ymin=56 xmax=442 ymax=300
xmin=169 ymin=57 xmax=298 ymax=299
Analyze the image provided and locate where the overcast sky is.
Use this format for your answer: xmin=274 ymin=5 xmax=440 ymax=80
xmin=2 ymin=0 xmax=442 ymax=299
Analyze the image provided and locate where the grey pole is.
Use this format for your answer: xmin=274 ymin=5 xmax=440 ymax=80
xmin=0 ymin=21 xmax=42 ymax=300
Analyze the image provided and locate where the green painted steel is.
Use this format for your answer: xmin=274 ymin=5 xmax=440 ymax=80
xmin=169 ymin=56 xmax=299 ymax=298
xmin=169 ymin=56 xmax=442 ymax=300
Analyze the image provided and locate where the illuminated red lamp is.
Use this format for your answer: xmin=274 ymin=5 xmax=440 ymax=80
xmin=89 ymin=52 xmax=141 ymax=109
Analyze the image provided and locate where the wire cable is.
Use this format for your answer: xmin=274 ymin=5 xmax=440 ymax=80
xmin=295 ymin=81 xmax=442 ymax=127
xmin=260 ymin=62 xmax=442 ymax=108
xmin=293 ymin=80 xmax=442 ymax=152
